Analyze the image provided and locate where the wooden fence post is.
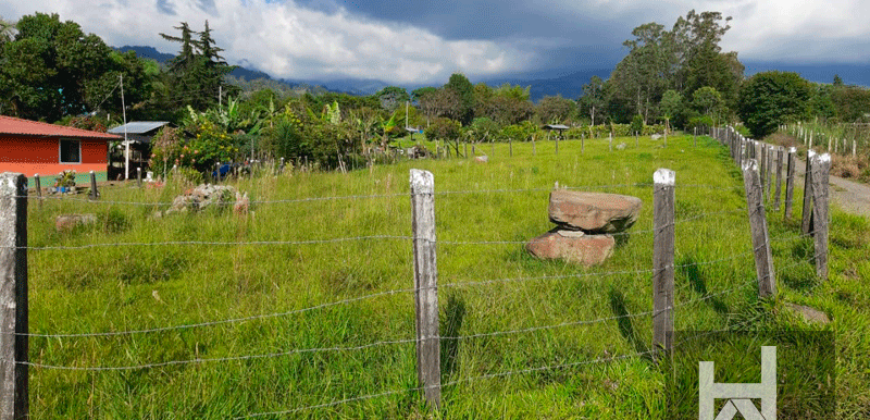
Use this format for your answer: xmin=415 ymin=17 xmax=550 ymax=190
xmin=465 ymin=142 xmax=468 ymax=159
xmin=582 ymin=134 xmax=585 ymax=154
xmin=693 ymin=127 xmax=697 ymax=147
xmin=742 ymin=159 xmax=776 ymax=298
xmin=635 ymin=131 xmax=638 ymax=147
xmin=609 ymin=132 xmax=613 ymax=152
xmin=554 ymin=136 xmax=559 ymax=155
xmin=653 ymin=168 xmax=675 ymax=356
xmin=136 ymin=167 xmax=142 ymax=187
xmin=0 ymin=173 xmax=29 ymax=420
xmin=509 ymin=139 xmax=512 ymax=157
xmin=410 ymin=169 xmax=441 ymax=409
xmin=773 ymin=147 xmax=783 ymax=211
xmin=34 ymin=175 xmax=42 ymax=210
xmin=811 ymin=154 xmax=831 ymax=281
xmin=532 ymin=136 xmax=536 ymax=156
xmin=759 ymin=145 xmax=768 ymax=200
xmin=784 ymin=147 xmax=796 ymax=221
xmin=89 ymin=171 xmax=99 ymax=200
xmin=801 ymin=150 xmax=816 ymax=235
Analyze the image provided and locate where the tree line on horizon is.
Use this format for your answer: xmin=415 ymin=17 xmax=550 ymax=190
xmin=0 ymin=10 xmax=868 ymax=175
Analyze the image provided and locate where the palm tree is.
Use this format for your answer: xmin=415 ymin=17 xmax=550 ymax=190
xmin=0 ymin=16 xmax=16 ymax=46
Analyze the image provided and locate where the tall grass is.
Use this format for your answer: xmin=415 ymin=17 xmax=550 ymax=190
xmin=23 ymin=134 xmax=869 ymax=419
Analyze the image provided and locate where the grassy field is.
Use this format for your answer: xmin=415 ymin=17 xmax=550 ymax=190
xmin=23 ymin=134 xmax=869 ymax=418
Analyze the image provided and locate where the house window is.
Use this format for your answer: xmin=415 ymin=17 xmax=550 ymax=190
xmin=59 ymin=139 xmax=81 ymax=163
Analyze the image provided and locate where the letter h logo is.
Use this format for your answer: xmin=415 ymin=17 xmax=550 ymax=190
xmin=699 ymin=346 xmax=776 ymax=420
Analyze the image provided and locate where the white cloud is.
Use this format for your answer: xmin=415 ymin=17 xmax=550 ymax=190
xmin=0 ymin=0 xmax=536 ymax=83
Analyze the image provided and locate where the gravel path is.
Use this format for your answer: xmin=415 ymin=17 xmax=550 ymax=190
xmin=794 ymin=157 xmax=870 ymax=218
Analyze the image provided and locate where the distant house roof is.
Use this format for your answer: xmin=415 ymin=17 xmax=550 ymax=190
xmin=543 ymin=124 xmax=570 ymax=130
xmin=0 ymin=115 xmax=120 ymax=139
xmin=107 ymin=121 xmax=171 ymax=135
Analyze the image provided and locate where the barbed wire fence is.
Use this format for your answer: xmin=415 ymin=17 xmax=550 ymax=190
xmin=0 ymin=145 xmax=832 ymax=418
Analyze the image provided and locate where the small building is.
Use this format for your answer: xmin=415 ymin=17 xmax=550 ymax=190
xmin=0 ymin=115 xmax=119 ymax=186
xmin=542 ymin=124 xmax=570 ymax=140
xmin=107 ymin=121 xmax=171 ymax=180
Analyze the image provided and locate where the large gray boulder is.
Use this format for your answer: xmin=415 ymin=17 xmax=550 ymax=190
xmin=525 ymin=229 xmax=615 ymax=266
xmin=548 ymin=190 xmax=642 ymax=233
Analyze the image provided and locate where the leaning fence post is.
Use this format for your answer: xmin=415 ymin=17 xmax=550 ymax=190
xmin=89 ymin=171 xmax=99 ymax=200
xmin=0 ymin=172 xmax=29 ymax=420
xmin=653 ymin=168 xmax=675 ymax=356
xmin=742 ymin=160 xmax=776 ymax=298
xmin=811 ymin=154 xmax=831 ymax=281
xmin=801 ymin=150 xmax=816 ymax=235
xmin=410 ymin=169 xmax=441 ymax=409
xmin=784 ymin=147 xmax=797 ymax=220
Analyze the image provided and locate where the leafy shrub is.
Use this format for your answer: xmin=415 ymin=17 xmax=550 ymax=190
xmin=99 ymin=207 xmax=130 ymax=234
xmin=630 ymin=115 xmax=644 ymax=135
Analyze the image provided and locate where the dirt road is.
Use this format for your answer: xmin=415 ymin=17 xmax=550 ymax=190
xmin=794 ymin=156 xmax=870 ymax=218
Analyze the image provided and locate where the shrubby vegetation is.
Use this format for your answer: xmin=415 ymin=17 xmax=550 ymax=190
xmin=1 ymin=10 xmax=868 ymax=176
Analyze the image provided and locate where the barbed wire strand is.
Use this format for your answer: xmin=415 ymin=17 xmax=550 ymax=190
xmin=15 ymin=235 xmax=412 ymax=251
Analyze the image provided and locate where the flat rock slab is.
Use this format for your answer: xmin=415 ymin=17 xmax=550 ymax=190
xmin=56 ymin=214 xmax=96 ymax=232
xmin=785 ymin=303 xmax=831 ymax=325
xmin=548 ymin=190 xmax=642 ymax=233
xmin=526 ymin=229 xmax=615 ymax=266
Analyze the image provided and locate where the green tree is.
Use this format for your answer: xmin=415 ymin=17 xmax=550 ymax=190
xmin=659 ymin=89 xmax=683 ymax=131
xmin=444 ymin=73 xmax=475 ymax=125
xmin=536 ymin=95 xmax=576 ymax=124
xmin=424 ymin=117 xmax=462 ymax=154
xmin=0 ymin=13 xmax=123 ymax=121
xmin=692 ymin=86 xmax=722 ymax=119
xmin=375 ymin=86 xmax=409 ymax=111
xmin=578 ymin=76 xmax=607 ymax=125
xmin=833 ymin=74 xmax=844 ymax=87
xmin=738 ymin=71 xmax=811 ymax=138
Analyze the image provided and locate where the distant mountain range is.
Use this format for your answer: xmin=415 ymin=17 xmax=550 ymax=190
xmin=118 ymin=45 xmax=870 ymax=101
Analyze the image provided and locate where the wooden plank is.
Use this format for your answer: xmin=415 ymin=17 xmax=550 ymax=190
xmin=801 ymin=150 xmax=816 ymax=235
xmin=784 ymin=147 xmax=797 ymax=220
xmin=742 ymin=160 xmax=776 ymax=298
xmin=410 ymin=169 xmax=441 ymax=408
xmin=811 ymin=154 xmax=831 ymax=281
xmin=0 ymin=173 xmax=28 ymax=420
xmin=653 ymin=168 xmax=675 ymax=356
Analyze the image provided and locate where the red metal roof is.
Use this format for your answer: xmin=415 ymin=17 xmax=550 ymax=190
xmin=0 ymin=115 xmax=120 ymax=140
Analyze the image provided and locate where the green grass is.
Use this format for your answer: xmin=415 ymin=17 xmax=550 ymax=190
xmin=24 ymin=135 xmax=870 ymax=418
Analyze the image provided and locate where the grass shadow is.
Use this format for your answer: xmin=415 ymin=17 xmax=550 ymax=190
xmin=677 ymin=256 xmax=728 ymax=315
xmin=441 ymin=293 xmax=466 ymax=379
xmin=608 ymin=287 xmax=648 ymax=355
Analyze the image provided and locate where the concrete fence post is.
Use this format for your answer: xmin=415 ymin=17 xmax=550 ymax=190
xmin=0 ymin=173 xmax=29 ymax=420
xmin=653 ymin=168 xmax=675 ymax=356
xmin=410 ymin=169 xmax=441 ymax=409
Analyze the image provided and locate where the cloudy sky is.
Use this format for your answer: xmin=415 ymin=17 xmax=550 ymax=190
xmin=1 ymin=0 xmax=868 ymax=84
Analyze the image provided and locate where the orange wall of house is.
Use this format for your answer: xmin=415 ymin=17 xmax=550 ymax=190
xmin=0 ymin=136 xmax=107 ymax=177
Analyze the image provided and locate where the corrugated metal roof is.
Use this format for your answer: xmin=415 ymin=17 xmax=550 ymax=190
xmin=107 ymin=121 xmax=170 ymax=135
xmin=0 ymin=115 xmax=120 ymax=139
xmin=543 ymin=124 xmax=570 ymax=130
